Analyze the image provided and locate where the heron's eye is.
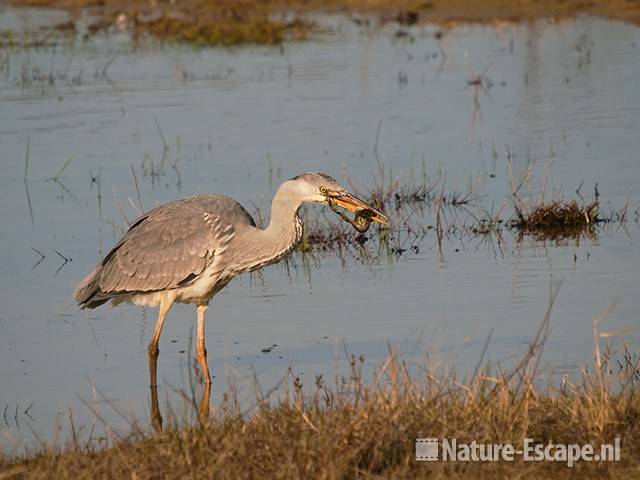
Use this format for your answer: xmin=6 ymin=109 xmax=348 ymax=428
xmin=319 ymin=186 xmax=328 ymax=194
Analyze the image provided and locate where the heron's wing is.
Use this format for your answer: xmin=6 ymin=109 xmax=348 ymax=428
xmin=96 ymin=196 xmax=240 ymax=294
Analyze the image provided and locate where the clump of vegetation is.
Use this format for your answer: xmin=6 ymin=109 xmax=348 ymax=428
xmin=511 ymin=199 xmax=599 ymax=240
xmin=1 ymin=291 xmax=639 ymax=478
xmin=137 ymin=14 xmax=310 ymax=46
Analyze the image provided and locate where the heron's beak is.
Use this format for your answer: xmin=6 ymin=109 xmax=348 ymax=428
xmin=326 ymin=191 xmax=388 ymax=225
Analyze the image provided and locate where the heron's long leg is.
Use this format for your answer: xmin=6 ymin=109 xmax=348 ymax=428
xmin=147 ymin=295 xmax=173 ymax=388
xmin=195 ymin=304 xmax=211 ymax=385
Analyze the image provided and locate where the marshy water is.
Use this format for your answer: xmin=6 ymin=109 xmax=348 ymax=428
xmin=1 ymin=6 xmax=639 ymax=453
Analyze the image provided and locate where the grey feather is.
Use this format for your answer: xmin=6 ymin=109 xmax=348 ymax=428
xmin=75 ymin=194 xmax=255 ymax=308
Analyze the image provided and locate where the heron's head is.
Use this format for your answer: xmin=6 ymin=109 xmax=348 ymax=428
xmin=286 ymin=172 xmax=388 ymax=225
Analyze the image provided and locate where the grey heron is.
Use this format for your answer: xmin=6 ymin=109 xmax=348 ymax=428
xmin=75 ymin=172 xmax=387 ymax=387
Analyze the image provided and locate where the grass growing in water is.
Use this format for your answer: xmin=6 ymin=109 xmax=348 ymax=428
xmin=293 ymin=172 xmax=634 ymax=261
xmin=511 ymin=199 xmax=600 ymax=241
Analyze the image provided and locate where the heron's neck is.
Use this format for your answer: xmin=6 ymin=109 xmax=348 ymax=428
xmin=238 ymin=185 xmax=303 ymax=272
xmin=263 ymin=186 xmax=304 ymax=249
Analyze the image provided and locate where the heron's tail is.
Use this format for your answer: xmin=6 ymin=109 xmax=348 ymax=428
xmin=74 ymin=269 xmax=108 ymax=309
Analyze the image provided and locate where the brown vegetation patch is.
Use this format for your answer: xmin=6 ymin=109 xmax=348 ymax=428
xmin=140 ymin=15 xmax=309 ymax=46
xmin=7 ymin=0 xmax=640 ymax=46
xmin=512 ymin=199 xmax=599 ymax=241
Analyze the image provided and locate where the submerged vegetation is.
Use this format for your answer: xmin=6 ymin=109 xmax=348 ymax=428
xmin=2 ymin=290 xmax=639 ymax=478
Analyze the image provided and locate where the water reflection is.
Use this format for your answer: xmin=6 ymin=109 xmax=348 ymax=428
xmin=149 ymin=381 xmax=211 ymax=433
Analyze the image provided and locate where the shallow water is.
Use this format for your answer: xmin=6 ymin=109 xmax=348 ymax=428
xmin=1 ymin=8 xmax=639 ymax=453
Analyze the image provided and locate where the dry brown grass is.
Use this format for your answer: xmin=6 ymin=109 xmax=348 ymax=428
xmin=2 ymin=290 xmax=639 ymax=479
xmin=141 ymin=16 xmax=309 ymax=46
xmin=8 ymin=0 xmax=640 ymax=46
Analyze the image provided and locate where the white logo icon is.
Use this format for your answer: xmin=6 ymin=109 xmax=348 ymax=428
xmin=415 ymin=438 xmax=439 ymax=461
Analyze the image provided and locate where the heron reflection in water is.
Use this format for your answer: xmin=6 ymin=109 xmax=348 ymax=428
xmin=74 ymin=173 xmax=387 ymax=427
